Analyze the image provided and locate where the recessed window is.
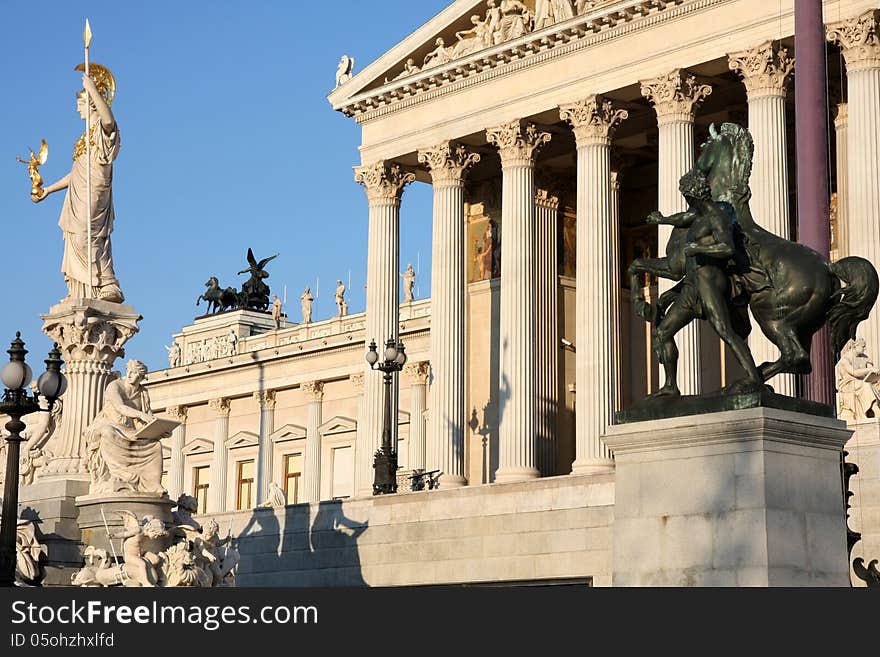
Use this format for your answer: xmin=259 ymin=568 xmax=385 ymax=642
xmin=236 ymin=459 xmax=256 ymax=510
xmin=193 ymin=465 xmax=210 ymax=514
xmin=284 ymin=453 xmax=303 ymax=504
xmin=331 ymin=446 xmax=354 ymax=500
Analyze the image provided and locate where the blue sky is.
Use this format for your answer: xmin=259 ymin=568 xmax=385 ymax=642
xmin=1 ymin=1 xmax=450 ymax=371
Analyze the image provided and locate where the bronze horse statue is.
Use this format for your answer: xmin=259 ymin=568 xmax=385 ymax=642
xmin=197 ymin=276 xmax=240 ymax=314
xmin=629 ymin=122 xmax=878 ymax=392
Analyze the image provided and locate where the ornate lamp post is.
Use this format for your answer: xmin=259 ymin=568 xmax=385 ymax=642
xmin=0 ymin=333 xmax=67 ymax=587
xmin=366 ymin=337 xmax=407 ymax=495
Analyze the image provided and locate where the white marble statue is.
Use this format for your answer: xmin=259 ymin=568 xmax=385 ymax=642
xmin=387 ymin=58 xmax=420 ymax=83
xmin=15 ymin=519 xmax=46 ymax=586
xmin=452 ymin=15 xmax=493 ymax=58
xmin=172 ymin=494 xmax=202 ymax=532
xmin=259 ymin=481 xmax=287 ymax=508
xmin=535 ymin=0 xmax=575 ymax=29
xmin=335 ymin=54 xmax=355 ymax=88
xmin=196 ymin=519 xmax=240 ymax=587
xmin=836 ymin=337 xmax=880 ymax=421
xmin=19 ymin=390 xmax=63 ymax=485
xmin=34 ymin=70 xmax=124 ymax=303
xmin=226 ymin=328 xmax=239 ymax=356
xmin=401 ymin=263 xmax=416 ymax=302
xmin=272 ymin=294 xmax=283 ymax=329
xmin=164 ymin=342 xmax=182 ymax=368
xmin=83 ymin=360 xmax=166 ymax=495
xmin=301 ymin=287 xmax=314 ymax=324
xmin=335 ymin=280 xmax=347 ymax=317
xmin=423 ymin=37 xmax=452 ymax=69
xmin=494 ymin=0 xmax=533 ymax=45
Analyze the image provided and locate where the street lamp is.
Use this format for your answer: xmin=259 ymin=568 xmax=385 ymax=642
xmin=366 ymin=337 xmax=406 ymax=495
xmin=0 ymin=333 xmax=67 ymax=587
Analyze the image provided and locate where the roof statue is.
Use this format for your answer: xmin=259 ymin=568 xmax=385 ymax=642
xmin=335 ymin=54 xmax=354 ymax=88
xmin=195 ymin=248 xmax=279 ymax=315
xmin=626 ymin=123 xmax=879 ymax=413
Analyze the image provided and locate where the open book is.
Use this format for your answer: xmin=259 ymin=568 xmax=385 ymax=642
xmin=132 ymin=417 xmax=179 ymax=440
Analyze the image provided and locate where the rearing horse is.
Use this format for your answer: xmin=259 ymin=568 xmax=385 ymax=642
xmin=639 ymin=122 xmax=878 ymax=385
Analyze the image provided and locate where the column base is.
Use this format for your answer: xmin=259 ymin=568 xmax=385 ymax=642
xmin=436 ymin=474 xmax=467 ymax=489
xmin=37 ymin=456 xmax=90 ymax=481
xmin=571 ymin=458 xmax=615 ymax=476
xmin=494 ymin=467 xmax=540 ymax=484
xmin=605 ymin=407 xmax=851 ymax=587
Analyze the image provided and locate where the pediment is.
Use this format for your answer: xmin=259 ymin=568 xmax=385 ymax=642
xmin=226 ymin=430 xmax=259 ymax=449
xmin=270 ymin=423 xmax=307 ymax=444
xmin=318 ymin=416 xmax=358 ymax=435
xmin=328 ymin=1 xmax=645 ymax=120
xmin=182 ymin=437 xmax=214 ymax=456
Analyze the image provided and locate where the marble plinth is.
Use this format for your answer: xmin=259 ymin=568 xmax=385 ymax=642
xmin=845 ymin=418 xmax=880 ymax=587
xmin=605 ymin=407 xmax=851 ymax=587
xmin=75 ymin=493 xmax=175 ymax=556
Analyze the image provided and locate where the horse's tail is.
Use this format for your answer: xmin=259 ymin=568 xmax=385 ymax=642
xmin=828 ymin=256 xmax=880 ymax=359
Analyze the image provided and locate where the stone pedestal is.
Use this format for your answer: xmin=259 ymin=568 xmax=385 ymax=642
xmin=845 ymin=418 xmax=880 ymax=587
xmin=39 ymin=298 xmax=141 ymax=480
xmin=75 ymin=493 xmax=175 ymax=556
xmin=605 ymin=407 xmax=851 ymax=586
xmin=18 ymin=478 xmax=90 ymax=586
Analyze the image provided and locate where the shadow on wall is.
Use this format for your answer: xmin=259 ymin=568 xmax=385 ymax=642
xmin=235 ymin=500 xmax=368 ymax=586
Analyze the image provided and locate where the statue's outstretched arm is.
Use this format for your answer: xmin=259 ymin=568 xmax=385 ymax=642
xmin=648 ymin=209 xmax=696 ymax=228
xmin=42 ymin=173 xmax=71 ymax=196
xmin=82 ymin=74 xmax=115 ymax=133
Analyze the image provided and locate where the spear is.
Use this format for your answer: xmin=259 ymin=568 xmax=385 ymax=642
xmin=83 ymin=19 xmax=93 ymax=293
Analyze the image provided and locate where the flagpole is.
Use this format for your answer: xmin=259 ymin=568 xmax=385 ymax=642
xmin=84 ymin=19 xmax=93 ymax=294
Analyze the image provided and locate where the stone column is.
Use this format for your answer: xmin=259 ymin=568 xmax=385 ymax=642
xmin=302 ymin=380 xmax=324 ymax=503
xmin=534 ymin=182 xmax=560 ymax=477
xmin=38 ymin=300 xmax=141 ymax=479
xmin=728 ymin=41 xmax=796 ymax=397
xmin=403 ymin=361 xmax=430 ymax=472
xmin=486 ymin=119 xmax=551 ymax=483
xmin=354 ymin=162 xmax=414 ymax=496
xmin=560 ymin=96 xmax=628 ymax=473
xmin=165 ymin=405 xmax=188 ymax=501
xmin=253 ymin=390 xmax=276 ymax=504
xmin=610 ymin=169 xmax=624 ymax=412
xmin=208 ymin=397 xmax=230 ymax=513
xmin=834 ymin=103 xmax=849 ymax=258
xmin=828 ymin=10 xmax=880 ymax=358
xmin=350 ymin=373 xmax=366 ymax=495
xmin=641 ymin=70 xmax=712 ymax=396
xmin=418 ymin=142 xmax=480 ymax=487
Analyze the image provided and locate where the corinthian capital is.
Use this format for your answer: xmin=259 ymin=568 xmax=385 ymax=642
xmin=208 ymin=397 xmax=231 ymax=417
xmin=165 ymin=405 xmax=188 ymax=421
xmin=827 ymin=9 xmax=880 ymax=72
xmin=403 ymin=360 xmax=431 ymax=385
xmin=354 ymin=162 xmax=416 ymax=204
xmin=640 ymin=69 xmax=712 ymax=124
xmin=253 ymin=389 xmax=277 ymax=409
xmin=485 ymin=120 xmax=551 ymax=168
xmin=418 ymin=142 xmax=481 ymax=187
xmin=728 ymin=41 xmax=794 ymax=98
xmin=302 ymin=380 xmax=325 ymax=401
xmin=559 ymin=95 xmax=628 ymax=146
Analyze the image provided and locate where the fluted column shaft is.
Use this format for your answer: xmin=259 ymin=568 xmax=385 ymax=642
xmin=835 ymin=104 xmax=849 ymax=258
xmin=561 ymin=97 xmax=628 ymax=473
xmin=403 ymin=362 xmax=430 ymax=472
xmin=166 ymin=405 xmax=187 ymax=500
xmin=829 ymin=10 xmax=880 ymax=358
xmin=350 ymin=373 xmax=366 ymax=494
xmin=302 ymin=381 xmax=324 ymax=503
xmin=253 ymin=390 xmax=276 ymax=504
xmin=729 ymin=41 xmax=796 ymax=396
xmin=354 ymin=163 xmax=414 ymax=496
xmin=610 ymin=170 xmax=624 ymax=412
xmin=418 ymin=143 xmax=479 ymax=487
xmin=208 ymin=398 xmax=230 ymax=513
xmin=641 ymin=70 xmax=711 ymax=396
xmin=534 ymin=188 xmax=560 ymax=476
xmin=486 ymin=120 xmax=550 ymax=483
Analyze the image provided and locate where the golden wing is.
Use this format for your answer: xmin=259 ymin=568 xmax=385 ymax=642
xmin=38 ymin=139 xmax=48 ymax=165
xmin=75 ymin=62 xmax=117 ymax=105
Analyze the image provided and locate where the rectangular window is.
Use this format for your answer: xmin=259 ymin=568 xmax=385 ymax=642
xmin=236 ymin=459 xmax=255 ymax=510
xmin=284 ymin=453 xmax=303 ymax=504
xmin=193 ymin=465 xmax=210 ymax=514
xmin=331 ymin=446 xmax=354 ymax=500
